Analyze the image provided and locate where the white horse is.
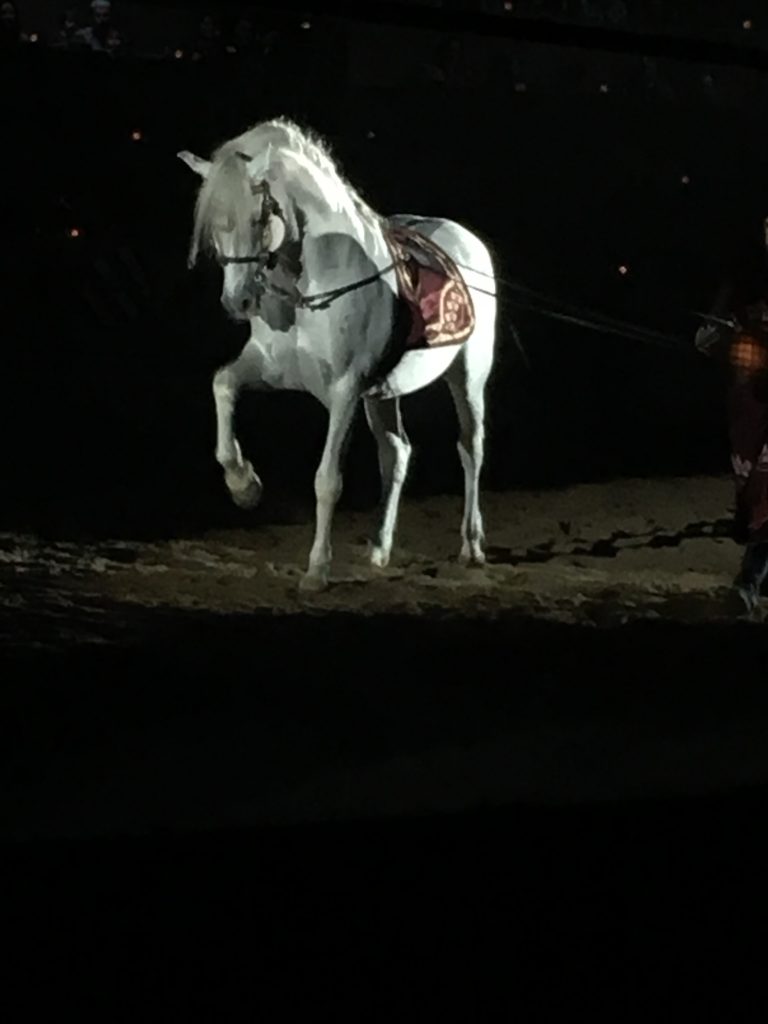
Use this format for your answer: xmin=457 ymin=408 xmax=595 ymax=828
xmin=178 ymin=117 xmax=497 ymax=591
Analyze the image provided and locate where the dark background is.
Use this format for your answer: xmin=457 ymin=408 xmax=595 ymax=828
xmin=4 ymin=2 xmax=768 ymax=1013
xmin=4 ymin=0 xmax=768 ymax=540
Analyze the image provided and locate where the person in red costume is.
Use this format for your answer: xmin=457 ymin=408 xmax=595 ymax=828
xmin=696 ymin=216 xmax=768 ymax=612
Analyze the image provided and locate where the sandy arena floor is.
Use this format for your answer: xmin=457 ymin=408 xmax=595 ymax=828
xmin=0 ymin=473 xmax=758 ymax=647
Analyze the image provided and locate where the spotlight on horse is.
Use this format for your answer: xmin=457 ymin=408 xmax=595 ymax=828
xmin=178 ymin=117 xmax=499 ymax=591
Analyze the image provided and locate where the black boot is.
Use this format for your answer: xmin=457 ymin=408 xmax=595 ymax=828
xmin=735 ymin=542 xmax=768 ymax=613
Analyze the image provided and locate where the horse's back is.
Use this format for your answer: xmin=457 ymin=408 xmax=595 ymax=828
xmin=364 ymin=214 xmax=497 ymax=401
xmin=387 ymin=214 xmax=495 ymax=280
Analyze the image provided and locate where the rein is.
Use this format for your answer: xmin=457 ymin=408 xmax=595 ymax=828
xmin=296 ymin=263 xmax=398 ymax=311
xmin=461 ymin=267 xmax=689 ymax=353
xmin=219 ymin=205 xmax=698 ymax=355
xmin=217 ymin=253 xmax=278 ymax=267
xmin=291 ymin=257 xmax=695 ymax=355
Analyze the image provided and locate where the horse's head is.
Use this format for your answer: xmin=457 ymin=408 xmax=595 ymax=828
xmin=178 ymin=148 xmax=290 ymax=321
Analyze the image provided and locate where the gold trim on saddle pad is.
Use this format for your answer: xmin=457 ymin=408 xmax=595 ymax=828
xmin=384 ymin=225 xmax=476 ymax=349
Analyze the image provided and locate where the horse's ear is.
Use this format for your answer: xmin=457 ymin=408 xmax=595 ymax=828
xmin=177 ymin=150 xmax=211 ymax=178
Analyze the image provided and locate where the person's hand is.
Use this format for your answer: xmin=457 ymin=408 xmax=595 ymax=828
xmin=696 ymin=321 xmax=737 ymax=358
xmin=695 ymin=323 xmax=722 ymax=355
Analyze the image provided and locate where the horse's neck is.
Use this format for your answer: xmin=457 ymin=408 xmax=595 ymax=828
xmin=297 ymin=204 xmax=387 ymax=287
xmin=307 ymin=204 xmax=384 ymax=244
xmin=282 ymin=169 xmax=388 ymax=279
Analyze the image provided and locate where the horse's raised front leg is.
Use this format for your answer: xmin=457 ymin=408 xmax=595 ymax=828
xmin=364 ymin=396 xmax=412 ymax=568
xmin=213 ymin=344 xmax=264 ymax=509
xmin=300 ymin=378 xmax=359 ymax=592
xmin=446 ymin=357 xmax=488 ymax=566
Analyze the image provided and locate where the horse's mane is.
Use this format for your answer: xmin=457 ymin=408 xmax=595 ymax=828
xmin=189 ymin=117 xmax=382 ymax=266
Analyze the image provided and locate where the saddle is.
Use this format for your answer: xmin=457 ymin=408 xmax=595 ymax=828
xmin=383 ymin=223 xmax=475 ymax=349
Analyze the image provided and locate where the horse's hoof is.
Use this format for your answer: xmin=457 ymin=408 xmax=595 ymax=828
xmin=225 ymin=462 xmax=263 ymax=510
xmin=299 ymin=569 xmax=329 ymax=593
xmin=370 ymin=546 xmax=390 ymax=569
xmin=460 ymin=546 xmax=486 ymax=567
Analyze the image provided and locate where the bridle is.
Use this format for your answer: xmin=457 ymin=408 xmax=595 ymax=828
xmin=212 ymin=166 xmax=399 ymax=311
xmin=214 ymin=173 xmax=285 ymax=277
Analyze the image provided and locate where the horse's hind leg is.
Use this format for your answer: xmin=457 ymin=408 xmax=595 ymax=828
xmin=364 ymin=396 xmax=412 ymax=568
xmin=446 ymin=354 xmax=488 ymax=566
xmin=213 ymin=342 xmax=264 ymax=509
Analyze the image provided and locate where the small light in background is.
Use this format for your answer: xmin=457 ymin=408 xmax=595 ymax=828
xmin=29 ymin=32 xmax=39 ymax=43
xmin=743 ymin=19 xmax=753 ymax=30
xmin=504 ymin=1 xmax=514 ymax=10
xmin=681 ymin=174 xmax=691 ymax=185
xmin=599 ymin=82 xmax=609 ymax=93
xmin=69 ymin=228 xmax=81 ymax=239
xmin=618 ymin=264 xmax=629 ymax=276
xmin=514 ymin=81 xmax=527 ymax=93
xmin=130 ymin=130 xmax=142 ymax=142
xmin=366 ymin=130 xmax=376 ymax=140
xmin=300 ymin=20 xmax=311 ymax=30
xmin=174 ymin=48 xmax=183 ymax=59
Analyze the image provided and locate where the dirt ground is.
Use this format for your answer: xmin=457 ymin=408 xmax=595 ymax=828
xmin=5 ymin=472 xmax=768 ymax=843
xmin=0 ymin=473 xmax=757 ymax=644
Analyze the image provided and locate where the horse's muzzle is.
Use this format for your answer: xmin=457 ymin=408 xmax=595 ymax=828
xmin=222 ymin=293 xmax=254 ymax=320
